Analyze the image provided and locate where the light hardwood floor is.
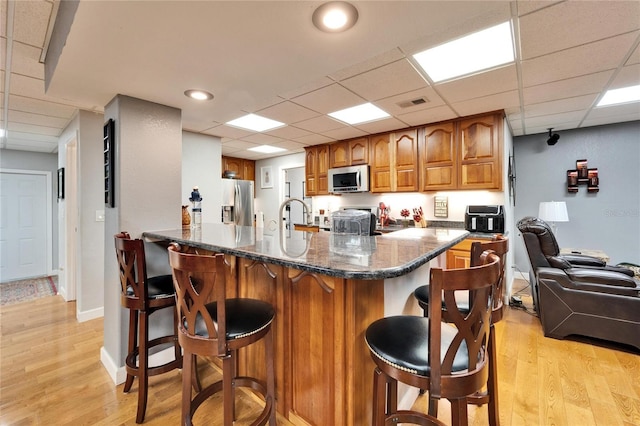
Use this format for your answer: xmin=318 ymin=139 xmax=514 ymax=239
xmin=1 ymin=289 xmax=638 ymax=425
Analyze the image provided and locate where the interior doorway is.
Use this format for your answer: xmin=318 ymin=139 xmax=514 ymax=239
xmin=0 ymin=170 xmax=51 ymax=282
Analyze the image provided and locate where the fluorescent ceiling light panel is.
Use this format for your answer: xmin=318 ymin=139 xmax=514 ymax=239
xmin=248 ymin=145 xmax=287 ymax=154
xmin=226 ymin=114 xmax=285 ymax=132
xmin=328 ymin=103 xmax=390 ymax=125
xmin=597 ymin=85 xmax=640 ymax=107
xmin=413 ymin=21 xmax=515 ymax=83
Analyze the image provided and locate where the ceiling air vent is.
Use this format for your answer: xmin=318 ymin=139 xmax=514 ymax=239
xmin=397 ymin=97 xmax=429 ymax=108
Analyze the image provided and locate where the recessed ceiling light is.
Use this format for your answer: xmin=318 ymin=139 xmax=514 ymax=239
xmin=413 ymin=21 xmax=515 ymax=83
xmin=248 ymin=145 xmax=287 ymax=154
xmin=328 ymin=103 xmax=390 ymax=125
xmin=597 ymin=84 xmax=640 ymax=107
xmin=312 ymin=2 xmax=358 ymax=33
xmin=226 ymin=114 xmax=286 ymax=132
xmin=184 ymin=89 xmax=214 ymax=101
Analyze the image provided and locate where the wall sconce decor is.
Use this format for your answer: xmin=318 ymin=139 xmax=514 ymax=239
xmin=567 ymin=158 xmax=598 ymax=193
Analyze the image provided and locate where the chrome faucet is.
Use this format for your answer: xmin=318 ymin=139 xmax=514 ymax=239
xmin=279 ymin=198 xmax=313 ymax=233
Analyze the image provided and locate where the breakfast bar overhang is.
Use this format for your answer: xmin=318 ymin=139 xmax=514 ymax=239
xmin=143 ymin=224 xmax=468 ymax=425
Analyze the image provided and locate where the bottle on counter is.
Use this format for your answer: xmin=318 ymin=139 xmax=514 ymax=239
xmin=189 ymin=186 xmax=202 ymax=229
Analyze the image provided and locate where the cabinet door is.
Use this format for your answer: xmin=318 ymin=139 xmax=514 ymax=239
xmin=349 ymin=137 xmax=369 ymax=165
xmin=458 ymin=113 xmax=502 ymax=190
xmin=329 ymin=141 xmax=349 ymax=168
xmin=393 ymin=129 xmax=419 ymax=192
xmin=305 ymin=147 xmax=318 ymax=196
xmin=317 ymin=144 xmax=329 ymax=195
xmin=369 ymin=133 xmax=392 ymax=193
xmin=222 ymin=156 xmax=243 ymax=179
xmin=243 ymin=160 xmax=255 ymax=182
xmin=421 ymin=122 xmax=457 ymax=191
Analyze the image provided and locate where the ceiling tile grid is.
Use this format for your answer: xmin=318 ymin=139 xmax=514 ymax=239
xmin=1 ymin=1 xmax=639 ymax=159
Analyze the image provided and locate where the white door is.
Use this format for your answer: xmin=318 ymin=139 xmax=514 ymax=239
xmin=0 ymin=172 xmax=48 ymax=282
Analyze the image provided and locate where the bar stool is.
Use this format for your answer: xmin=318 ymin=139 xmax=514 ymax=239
xmin=413 ymin=235 xmax=508 ymax=425
xmin=366 ymin=251 xmax=501 ymax=426
xmin=167 ymin=244 xmax=276 ymax=426
xmin=114 ymin=232 xmax=183 ymax=423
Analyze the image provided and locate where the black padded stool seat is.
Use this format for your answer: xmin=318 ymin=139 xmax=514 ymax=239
xmin=126 ymin=274 xmax=175 ymax=298
xmin=366 ymin=316 xmax=468 ymax=376
xmin=191 ymin=298 xmax=275 ymax=340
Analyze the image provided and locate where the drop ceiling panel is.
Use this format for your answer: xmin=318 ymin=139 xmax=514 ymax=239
xmin=397 ymin=105 xmax=457 ymax=127
xmin=352 ymin=117 xmax=410 ymax=135
xmin=451 ymin=91 xmax=520 ymax=117
xmin=583 ymin=112 xmax=640 ymax=128
xmin=519 ymin=1 xmax=640 ymax=60
xmin=8 ymin=110 xmax=68 ymax=128
xmin=290 ymin=83 xmax=366 ymax=115
xmin=586 ymin=103 xmax=640 ymax=120
xmin=329 ymin=48 xmax=406 ymax=81
xmin=521 ymin=94 xmax=598 ymax=119
xmin=9 ymin=121 xmax=61 ymax=136
xmin=9 ymin=95 xmax=76 ymax=118
xmin=11 ymin=42 xmax=44 ymax=78
xmin=257 ymin=101 xmax=320 ymax=124
xmin=435 ymin=65 xmax=518 ymax=103
xmin=322 ymin=126 xmax=367 ymax=141
xmin=242 ymin=133 xmax=285 ymax=145
xmin=523 ymin=110 xmax=585 ymax=129
xmin=13 ymin=0 xmax=52 ymax=47
xmin=203 ymin=124 xmax=253 ymax=139
xmin=521 ymin=32 xmax=638 ymax=87
xmin=293 ymin=115 xmax=347 ymax=134
xmin=626 ymin=44 xmax=640 ymax=66
xmin=522 ymin=71 xmax=613 ymax=105
xmin=340 ymin=59 xmax=428 ymax=102
xmin=293 ymin=133 xmax=334 ymax=145
xmin=610 ymin=64 xmax=640 ymax=89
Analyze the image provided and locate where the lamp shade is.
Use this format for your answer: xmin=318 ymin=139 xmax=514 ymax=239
xmin=538 ymin=201 xmax=569 ymax=222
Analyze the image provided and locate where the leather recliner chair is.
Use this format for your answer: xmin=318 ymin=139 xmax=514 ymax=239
xmin=517 ymin=217 xmax=640 ymax=351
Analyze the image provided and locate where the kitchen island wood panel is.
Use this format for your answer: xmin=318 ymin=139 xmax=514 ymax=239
xmin=143 ymin=224 xmax=467 ymax=425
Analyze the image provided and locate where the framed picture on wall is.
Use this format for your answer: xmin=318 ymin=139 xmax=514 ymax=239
xmin=261 ymin=166 xmax=273 ymax=189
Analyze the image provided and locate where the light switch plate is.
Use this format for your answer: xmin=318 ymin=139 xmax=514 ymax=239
xmin=96 ymin=210 xmax=105 ymax=222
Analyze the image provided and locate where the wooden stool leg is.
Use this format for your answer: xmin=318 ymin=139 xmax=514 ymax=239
xmin=372 ymin=368 xmax=386 ymax=426
xmin=181 ymin=351 xmax=193 ymax=426
xmin=173 ymin=306 xmax=183 ymax=367
xmin=191 ymin=355 xmax=201 ymax=392
xmin=136 ymin=310 xmax=149 ymax=423
xmin=222 ymin=354 xmax=234 ymax=426
xmin=388 ymin=377 xmax=398 ymax=415
xmin=450 ymin=398 xmax=469 ymax=426
xmin=265 ymin=328 xmax=277 ymax=426
xmin=428 ymin=395 xmax=439 ymax=417
xmin=124 ymin=309 xmax=137 ymax=392
xmin=487 ymin=326 xmax=500 ymax=426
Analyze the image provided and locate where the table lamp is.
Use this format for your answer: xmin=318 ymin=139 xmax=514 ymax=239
xmin=538 ymin=201 xmax=569 ymax=237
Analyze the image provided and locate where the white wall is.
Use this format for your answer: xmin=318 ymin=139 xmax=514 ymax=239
xmin=181 ymin=131 xmax=222 ymax=224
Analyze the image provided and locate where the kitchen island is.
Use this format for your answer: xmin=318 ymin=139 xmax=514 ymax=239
xmin=143 ymin=224 xmax=468 ymax=426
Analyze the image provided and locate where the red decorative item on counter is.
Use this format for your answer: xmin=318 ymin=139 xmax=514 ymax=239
xmin=400 ymin=209 xmax=410 ymax=218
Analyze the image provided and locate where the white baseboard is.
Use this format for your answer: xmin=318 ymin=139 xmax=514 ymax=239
xmin=77 ymin=306 xmax=104 ymax=322
xmin=100 ymin=346 xmax=180 ymax=385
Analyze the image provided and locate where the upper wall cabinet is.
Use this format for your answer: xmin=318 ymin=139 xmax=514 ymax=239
xmin=329 ymin=137 xmax=369 ymax=169
xmin=420 ymin=112 xmax=503 ymax=191
xmin=305 ymin=145 xmax=329 ymax=196
xmin=370 ymin=130 xmax=418 ymax=193
xmin=458 ymin=113 xmax=502 ymax=190
xmin=222 ymin=156 xmax=255 ymax=181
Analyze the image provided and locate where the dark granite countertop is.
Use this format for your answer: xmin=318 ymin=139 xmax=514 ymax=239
xmin=143 ymin=224 xmax=469 ymax=280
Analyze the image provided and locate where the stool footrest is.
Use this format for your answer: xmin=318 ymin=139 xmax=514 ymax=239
xmin=125 ymin=334 xmax=182 ymax=377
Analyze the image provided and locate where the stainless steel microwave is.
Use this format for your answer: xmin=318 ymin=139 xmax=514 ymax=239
xmin=328 ymin=165 xmax=370 ymax=193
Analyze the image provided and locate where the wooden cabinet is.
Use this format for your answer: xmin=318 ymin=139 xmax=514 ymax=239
xmin=420 ymin=111 xmax=503 ymax=191
xmin=393 ymin=129 xmax=419 ymax=192
xmin=304 ymin=145 xmax=329 ymax=196
xmin=369 ymin=133 xmax=392 ymax=193
xmin=222 ymin=156 xmax=255 ymax=181
xmin=370 ymin=130 xmax=418 ymax=193
xmin=329 ymin=137 xmax=369 ymax=168
xmin=458 ymin=113 xmax=502 ymax=190
xmin=445 ymin=238 xmax=484 ymax=269
xmin=421 ymin=121 xmax=457 ymax=191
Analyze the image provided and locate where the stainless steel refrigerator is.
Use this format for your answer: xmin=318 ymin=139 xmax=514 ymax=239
xmin=221 ymin=179 xmax=254 ymax=226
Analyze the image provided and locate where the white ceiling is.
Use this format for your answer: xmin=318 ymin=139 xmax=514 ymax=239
xmin=1 ymin=1 xmax=639 ymax=160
